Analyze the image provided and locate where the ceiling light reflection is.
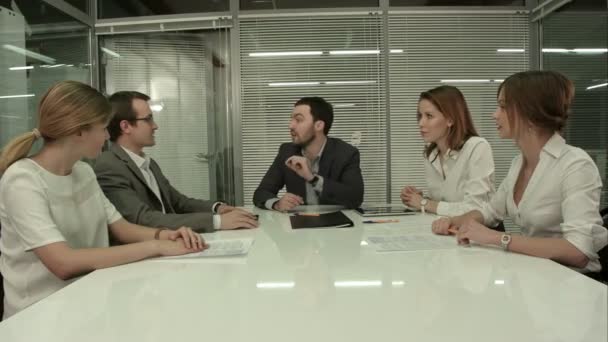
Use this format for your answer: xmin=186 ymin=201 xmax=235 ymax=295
xmin=0 ymin=94 xmax=35 ymax=99
xmin=9 ymin=66 xmax=33 ymax=70
xmin=256 ymin=282 xmax=295 ymax=289
xmin=334 ymin=280 xmax=382 ymax=288
xmin=587 ymin=83 xmax=608 ymax=90
xmin=250 ymin=51 xmax=323 ymax=57
xmin=268 ymin=82 xmax=320 ymax=87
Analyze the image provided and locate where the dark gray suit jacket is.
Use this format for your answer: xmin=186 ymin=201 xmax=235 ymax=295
xmin=253 ymin=137 xmax=364 ymax=209
xmin=94 ymin=144 xmax=216 ymax=232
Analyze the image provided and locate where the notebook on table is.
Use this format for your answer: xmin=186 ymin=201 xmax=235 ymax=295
xmin=355 ymin=206 xmax=416 ymax=217
xmin=289 ymin=211 xmax=354 ymax=229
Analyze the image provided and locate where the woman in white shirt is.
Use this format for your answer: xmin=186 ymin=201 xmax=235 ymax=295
xmin=0 ymin=81 xmax=207 ymax=319
xmin=432 ymin=71 xmax=608 ymax=272
xmin=401 ymin=85 xmax=495 ymax=217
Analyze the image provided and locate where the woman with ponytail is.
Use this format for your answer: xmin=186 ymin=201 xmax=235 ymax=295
xmin=0 ymin=81 xmax=207 ymax=319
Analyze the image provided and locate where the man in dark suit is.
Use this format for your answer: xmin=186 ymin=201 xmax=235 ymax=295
xmin=94 ymin=91 xmax=257 ymax=232
xmin=253 ymin=97 xmax=364 ymax=210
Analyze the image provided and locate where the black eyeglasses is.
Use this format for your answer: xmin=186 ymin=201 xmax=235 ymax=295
xmin=132 ymin=114 xmax=154 ymax=123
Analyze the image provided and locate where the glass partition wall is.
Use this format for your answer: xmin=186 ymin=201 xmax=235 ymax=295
xmin=97 ymin=2 xmax=532 ymax=207
xmin=3 ymin=0 xmax=605 ymax=208
xmin=99 ymin=25 xmax=234 ymax=203
xmin=541 ymin=0 xmax=608 ymax=206
xmin=0 ymin=0 xmax=92 ymax=149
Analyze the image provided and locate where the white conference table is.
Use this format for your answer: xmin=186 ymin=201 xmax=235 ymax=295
xmin=0 ymin=207 xmax=606 ymax=342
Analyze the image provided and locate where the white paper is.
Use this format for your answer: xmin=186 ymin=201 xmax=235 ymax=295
xmin=159 ymin=237 xmax=254 ymax=259
xmin=366 ymin=234 xmax=458 ymax=252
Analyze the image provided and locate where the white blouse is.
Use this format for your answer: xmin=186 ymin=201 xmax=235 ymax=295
xmin=425 ymin=136 xmax=496 ymax=217
xmin=0 ymin=159 xmax=122 ymax=319
xmin=480 ymin=134 xmax=608 ymax=272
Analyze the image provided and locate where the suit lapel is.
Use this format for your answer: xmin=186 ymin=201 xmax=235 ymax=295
xmin=111 ymin=144 xmax=165 ymax=210
xmin=318 ymin=138 xmax=334 ymax=179
xmin=148 ymin=160 xmax=175 ymax=213
xmin=285 ymin=144 xmax=307 ymax=200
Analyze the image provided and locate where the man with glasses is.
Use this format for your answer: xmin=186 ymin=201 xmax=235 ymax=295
xmin=94 ymin=91 xmax=257 ymax=233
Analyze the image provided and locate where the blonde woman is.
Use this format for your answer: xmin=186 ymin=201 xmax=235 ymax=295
xmin=0 ymin=81 xmax=206 ymax=319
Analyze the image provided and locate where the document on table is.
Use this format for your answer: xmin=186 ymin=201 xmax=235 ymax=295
xmin=159 ymin=237 xmax=254 ymax=259
xmin=366 ymin=234 xmax=458 ymax=252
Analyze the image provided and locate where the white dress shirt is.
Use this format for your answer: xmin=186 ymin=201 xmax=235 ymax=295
xmin=121 ymin=146 xmax=165 ymax=213
xmin=121 ymin=147 xmax=221 ymax=229
xmin=425 ymin=136 xmax=495 ymax=217
xmin=480 ymin=133 xmax=608 ymax=272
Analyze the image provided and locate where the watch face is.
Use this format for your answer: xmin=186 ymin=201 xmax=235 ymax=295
xmin=420 ymin=199 xmax=428 ymax=205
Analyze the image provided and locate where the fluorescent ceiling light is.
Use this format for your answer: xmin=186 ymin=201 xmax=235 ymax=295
xmin=0 ymin=94 xmax=35 ymax=99
xmin=493 ymin=79 xmax=504 ymax=83
xmin=150 ymin=104 xmax=164 ymax=111
xmin=334 ymin=280 xmax=382 ymax=288
xmin=572 ymin=48 xmax=608 ymax=54
xmin=329 ymin=50 xmax=380 ymax=55
xmin=268 ymin=82 xmax=320 ymax=87
xmin=391 ymin=281 xmax=405 ymax=287
xmin=250 ymin=51 xmax=323 ymax=57
xmin=9 ymin=66 xmax=33 ymax=70
xmin=2 ymin=44 xmax=56 ymax=64
xmin=101 ymin=47 xmax=121 ymax=58
xmin=325 ymin=80 xmax=376 ymax=85
xmin=390 ymin=49 xmax=404 ymax=53
xmin=586 ymin=82 xmax=608 ymax=90
xmin=497 ymin=49 xmax=525 ymax=53
xmin=360 ymin=240 xmax=368 ymax=246
xmin=542 ymin=48 xmax=569 ymax=53
xmin=335 ymin=103 xmax=357 ymax=108
xmin=440 ymin=79 xmax=491 ymax=83
xmin=494 ymin=280 xmax=505 ymax=285
xmin=256 ymin=282 xmax=295 ymax=289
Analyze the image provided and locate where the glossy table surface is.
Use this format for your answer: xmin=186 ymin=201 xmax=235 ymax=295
xmin=1 ymin=207 xmax=606 ymax=342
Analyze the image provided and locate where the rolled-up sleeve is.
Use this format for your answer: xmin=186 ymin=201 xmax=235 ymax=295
xmin=559 ymin=158 xmax=607 ymax=266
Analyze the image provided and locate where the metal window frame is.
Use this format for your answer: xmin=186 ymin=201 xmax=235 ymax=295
xmin=531 ymin=0 xmax=573 ymax=22
xmin=93 ymin=3 xmax=537 ymax=205
xmin=42 ymin=0 xmax=95 ymax=26
xmin=36 ymin=1 xmax=97 ymax=86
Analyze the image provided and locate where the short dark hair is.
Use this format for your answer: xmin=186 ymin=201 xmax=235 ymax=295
xmin=107 ymin=91 xmax=150 ymax=142
xmin=294 ymin=97 xmax=334 ymax=135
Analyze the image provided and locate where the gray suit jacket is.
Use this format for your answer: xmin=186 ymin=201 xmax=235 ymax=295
xmin=94 ymin=144 xmax=216 ymax=232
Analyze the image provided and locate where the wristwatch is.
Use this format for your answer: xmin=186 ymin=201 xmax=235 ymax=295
xmin=500 ymin=233 xmax=512 ymax=251
xmin=308 ymin=175 xmax=320 ymax=187
xmin=420 ymin=198 xmax=428 ymax=214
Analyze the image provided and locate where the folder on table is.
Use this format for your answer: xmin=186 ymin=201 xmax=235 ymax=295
xmin=289 ymin=211 xmax=354 ymax=229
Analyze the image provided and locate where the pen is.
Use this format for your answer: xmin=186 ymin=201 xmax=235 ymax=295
xmin=363 ymin=219 xmax=400 ymax=224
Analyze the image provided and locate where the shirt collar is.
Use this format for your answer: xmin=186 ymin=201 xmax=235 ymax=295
xmin=302 ymin=137 xmax=327 ymax=161
xmin=121 ymin=145 xmax=150 ymax=169
xmin=428 ymin=145 xmax=460 ymax=161
xmin=542 ymin=133 xmax=566 ymax=159
xmin=446 ymin=148 xmax=460 ymax=160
